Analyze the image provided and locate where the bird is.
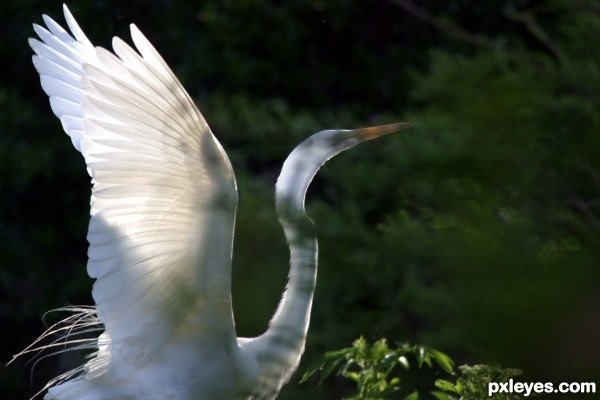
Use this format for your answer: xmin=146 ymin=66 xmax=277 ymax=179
xmin=17 ymin=4 xmax=412 ymax=400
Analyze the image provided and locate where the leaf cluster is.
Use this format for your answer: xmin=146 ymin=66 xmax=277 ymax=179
xmin=436 ymin=365 xmax=523 ymax=400
xmin=304 ymin=337 xmax=525 ymax=400
xmin=302 ymin=337 xmax=454 ymax=400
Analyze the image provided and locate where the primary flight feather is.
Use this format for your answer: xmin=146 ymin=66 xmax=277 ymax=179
xmin=21 ymin=4 xmax=411 ymax=399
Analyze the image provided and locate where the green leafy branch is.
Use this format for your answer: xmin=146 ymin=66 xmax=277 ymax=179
xmin=302 ymin=337 xmax=524 ymax=400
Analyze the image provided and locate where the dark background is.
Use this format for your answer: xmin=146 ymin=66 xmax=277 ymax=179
xmin=1 ymin=1 xmax=599 ymax=399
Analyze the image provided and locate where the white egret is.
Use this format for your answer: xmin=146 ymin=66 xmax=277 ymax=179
xmin=18 ymin=4 xmax=411 ymax=399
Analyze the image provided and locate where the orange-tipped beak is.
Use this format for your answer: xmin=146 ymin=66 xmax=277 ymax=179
xmin=350 ymin=122 xmax=415 ymax=141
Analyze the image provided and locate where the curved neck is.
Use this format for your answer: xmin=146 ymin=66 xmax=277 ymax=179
xmin=243 ymin=145 xmax=324 ymax=397
xmin=268 ymin=142 xmax=326 ymax=343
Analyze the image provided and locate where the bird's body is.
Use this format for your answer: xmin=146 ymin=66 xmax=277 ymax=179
xmin=50 ymin=330 xmax=259 ymax=399
xmin=19 ymin=5 xmax=411 ymax=399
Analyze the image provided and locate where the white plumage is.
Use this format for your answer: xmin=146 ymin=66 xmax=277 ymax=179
xmin=20 ymin=5 xmax=411 ymax=399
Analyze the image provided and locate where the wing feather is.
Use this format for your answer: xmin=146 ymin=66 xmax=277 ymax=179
xmin=31 ymin=5 xmax=239 ymax=369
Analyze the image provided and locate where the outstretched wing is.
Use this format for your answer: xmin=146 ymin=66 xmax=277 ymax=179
xmin=30 ymin=5 xmax=238 ymax=364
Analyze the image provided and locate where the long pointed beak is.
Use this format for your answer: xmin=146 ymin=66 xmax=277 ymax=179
xmin=349 ymin=122 xmax=415 ymax=141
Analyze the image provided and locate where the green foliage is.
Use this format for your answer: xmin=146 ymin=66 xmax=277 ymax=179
xmin=436 ymin=365 xmax=523 ymax=400
xmin=304 ymin=337 xmax=525 ymax=400
xmin=302 ymin=337 xmax=454 ymax=400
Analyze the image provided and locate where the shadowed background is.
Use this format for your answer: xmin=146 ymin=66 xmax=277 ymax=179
xmin=1 ymin=1 xmax=599 ymax=399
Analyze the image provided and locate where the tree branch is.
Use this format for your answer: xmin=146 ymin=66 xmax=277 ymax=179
xmin=505 ymin=9 xmax=564 ymax=62
xmin=389 ymin=0 xmax=556 ymax=75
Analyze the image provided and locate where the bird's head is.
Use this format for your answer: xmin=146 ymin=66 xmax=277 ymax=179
xmin=299 ymin=122 xmax=414 ymax=165
xmin=276 ymin=122 xmax=414 ymax=215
